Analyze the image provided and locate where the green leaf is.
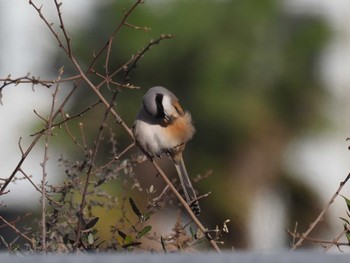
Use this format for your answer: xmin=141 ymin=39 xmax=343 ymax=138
xmin=117 ymin=230 xmax=127 ymax=240
xmin=340 ymin=217 xmax=350 ymax=225
xmin=138 ymin=225 xmax=152 ymax=238
xmin=341 ymin=195 xmax=350 ymax=213
xmin=84 ymin=217 xmax=99 ymax=230
xmin=141 ymin=212 xmax=151 ymax=222
xmin=122 ymin=241 xmax=142 ymax=249
xmin=124 ymin=235 xmax=134 ymax=245
xmin=189 ymin=226 xmax=196 ymax=238
xmin=129 ymin=197 xmax=142 ymax=219
xmin=87 ymin=233 xmax=94 ymax=245
xmin=344 ymin=225 xmax=350 ymax=244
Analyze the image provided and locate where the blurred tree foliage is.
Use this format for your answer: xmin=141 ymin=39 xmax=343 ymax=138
xmin=55 ymin=0 xmax=330 ymax=249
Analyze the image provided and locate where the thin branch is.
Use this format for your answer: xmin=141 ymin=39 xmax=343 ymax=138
xmin=18 ymin=137 xmax=25 ymax=156
xmin=287 ymin=229 xmax=349 ymax=250
xmin=79 ymin=122 xmax=88 ymax=151
xmin=29 ymin=0 xmax=70 ymax=55
xmin=0 ymin=74 xmax=51 ymax=89
xmin=18 ymin=168 xmax=62 ymax=207
xmin=59 ymin=110 xmax=83 ymax=149
xmin=0 ymin=74 xmax=80 ymax=88
xmin=152 ymin=185 xmax=170 ymax=204
xmin=291 ymin=173 xmax=350 ymax=250
xmin=189 ymin=191 xmax=211 ymax=204
xmin=33 ymin=109 xmax=48 ymax=123
xmin=92 ymin=34 xmax=173 ymax=92
xmin=70 ymin=56 xmax=134 ymax=138
xmin=90 ymin=69 xmax=140 ymax=90
xmin=93 ymin=142 xmax=135 ymax=174
xmin=54 ymin=0 xmax=72 ymax=57
xmin=74 ymin=91 xmax=118 ymax=249
xmin=151 ymin=160 xmax=222 ymax=253
xmin=0 ymin=83 xmax=80 ymax=196
xmin=115 ymin=142 xmax=135 ymax=160
xmin=123 ymin=34 xmax=173 ymax=82
xmin=324 ymin=227 xmax=349 ymax=252
xmin=88 ymin=0 xmax=144 ymax=73
xmin=0 ymin=215 xmax=35 ymax=249
xmin=30 ymin=99 xmax=101 ymax=136
xmin=40 ymin=67 xmax=63 ymax=252
xmin=123 ymin=22 xmax=151 ymax=31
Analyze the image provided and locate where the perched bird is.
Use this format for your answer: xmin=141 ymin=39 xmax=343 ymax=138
xmin=133 ymin=86 xmax=200 ymax=215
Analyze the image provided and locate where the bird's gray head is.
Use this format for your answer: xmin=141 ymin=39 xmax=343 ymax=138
xmin=142 ymin=86 xmax=182 ymax=121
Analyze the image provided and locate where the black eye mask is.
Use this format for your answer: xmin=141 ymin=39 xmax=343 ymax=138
xmin=155 ymin=93 xmax=166 ymax=119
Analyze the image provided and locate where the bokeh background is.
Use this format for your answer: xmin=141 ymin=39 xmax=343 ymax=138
xmin=1 ymin=0 xmax=350 ymax=251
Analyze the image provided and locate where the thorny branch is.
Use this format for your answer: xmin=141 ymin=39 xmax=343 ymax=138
xmin=40 ymin=67 xmax=64 ymax=252
xmin=92 ymin=0 xmax=144 ymax=75
xmin=291 ymin=173 xmax=350 ymax=250
xmin=0 ymin=215 xmax=35 ymax=249
xmin=124 ymin=34 xmax=173 ymax=82
xmin=74 ymin=91 xmax=118 ymax=249
xmin=288 ymin=227 xmax=349 ymax=252
xmin=30 ymin=100 xmax=102 ymax=137
xmin=0 ymin=83 xmax=79 ymax=196
xmin=0 ymin=0 xmax=223 ymax=253
xmin=54 ymin=0 xmax=72 ymax=57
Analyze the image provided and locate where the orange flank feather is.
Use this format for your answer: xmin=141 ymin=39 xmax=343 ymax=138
xmin=168 ymin=112 xmax=195 ymax=144
xmin=172 ymin=100 xmax=185 ymax=116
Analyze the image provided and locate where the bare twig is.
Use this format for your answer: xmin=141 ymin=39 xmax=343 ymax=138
xmin=0 ymin=83 xmax=79 ymax=196
xmin=30 ymin=99 xmax=101 ymax=136
xmin=123 ymin=22 xmax=151 ymax=31
xmin=18 ymin=168 xmax=62 ymax=207
xmin=18 ymin=137 xmax=25 ymax=156
xmin=92 ymin=142 xmax=136 ymax=174
xmin=54 ymin=0 xmax=72 ymax=57
xmin=59 ymin=110 xmax=83 ymax=149
xmin=29 ymin=0 xmax=70 ymax=55
xmin=152 ymin=185 xmax=170 ymax=204
xmin=33 ymin=109 xmax=48 ymax=123
xmin=0 ymin=215 xmax=35 ymax=249
xmin=151 ymin=160 xmax=221 ymax=253
xmin=74 ymin=92 xmax=118 ymax=249
xmin=40 ymin=67 xmax=63 ymax=252
xmin=115 ymin=142 xmax=135 ymax=160
xmin=79 ymin=122 xmax=88 ymax=151
xmin=0 ymin=74 xmax=80 ymax=89
xmin=287 ymin=228 xmax=349 ymax=251
xmin=70 ymin=55 xmax=134 ymax=137
xmin=324 ymin=226 xmax=349 ymax=252
xmin=91 ymin=69 xmax=140 ymax=90
xmin=123 ymin=34 xmax=173 ymax=82
xmin=291 ymin=173 xmax=350 ymax=250
xmin=89 ymin=0 xmax=144 ymax=74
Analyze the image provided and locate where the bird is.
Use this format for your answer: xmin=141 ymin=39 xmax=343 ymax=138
xmin=133 ymin=86 xmax=200 ymax=215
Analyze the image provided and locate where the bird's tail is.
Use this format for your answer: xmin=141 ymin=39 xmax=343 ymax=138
xmin=174 ymin=154 xmax=201 ymax=216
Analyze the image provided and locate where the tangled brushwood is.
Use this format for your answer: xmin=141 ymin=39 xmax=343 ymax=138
xmin=0 ymin=0 xmax=225 ymax=253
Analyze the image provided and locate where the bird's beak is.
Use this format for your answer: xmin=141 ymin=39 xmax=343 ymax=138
xmin=164 ymin=112 xmax=173 ymax=123
xmin=164 ymin=114 xmax=171 ymax=122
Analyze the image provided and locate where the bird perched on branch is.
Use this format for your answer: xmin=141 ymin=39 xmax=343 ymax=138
xmin=133 ymin=86 xmax=200 ymax=215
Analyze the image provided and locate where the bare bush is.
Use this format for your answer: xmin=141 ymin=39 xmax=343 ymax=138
xmin=0 ymin=0 xmax=224 ymax=253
